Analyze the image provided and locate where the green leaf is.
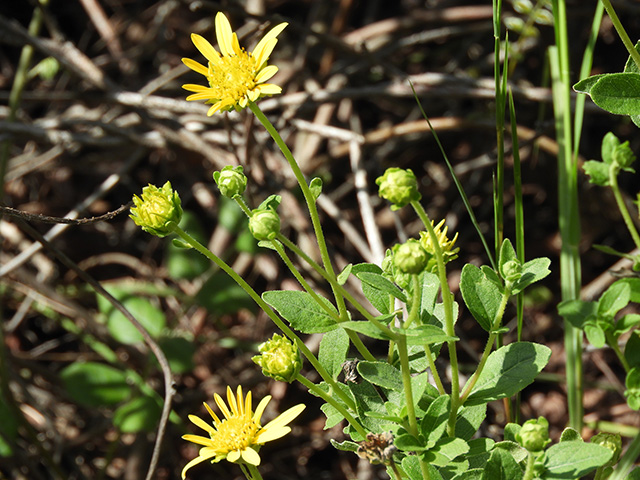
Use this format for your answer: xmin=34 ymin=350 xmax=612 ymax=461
xmin=356 ymin=271 xmax=407 ymax=303
xmin=422 ymin=437 xmax=470 ymax=466
xmin=337 ymin=263 xmax=352 ymax=285
xmin=483 ymin=448 xmax=523 ymax=480
xmin=319 ymin=328 xmax=350 ymax=380
xmin=420 ymin=272 xmax=441 ymax=320
xmin=340 ymin=321 xmax=389 ymax=340
xmin=542 ymin=441 xmax=612 ymax=478
xmin=626 ymin=367 xmax=640 ymax=410
xmin=357 ymin=361 xmax=404 ymax=392
xmin=625 ymin=331 xmax=640 ymax=369
xmin=263 ymin=290 xmax=338 ymax=333
xmin=598 ymin=280 xmax=631 ymax=318
xmin=584 ymin=323 xmax=606 ymax=348
xmin=352 ymin=263 xmax=391 ymax=314
xmin=157 ymin=336 xmax=195 ymax=374
xmin=460 ymin=264 xmax=503 ymax=331
xmin=97 ymin=286 xmax=167 ymax=345
xmin=60 ymin=362 xmax=130 ymax=407
xmin=395 ymin=432 xmax=427 ymax=452
xmin=465 ymin=342 xmax=551 ymax=405
xmin=498 ymin=239 xmax=518 ymax=278
xmin=557 ymin=299 xmax=597 ymax=329
xmin=330 ymin=438 xmax=359 ymax=452
xmin=402 ymin=455 xmax=444 ymax=480
xmin=559 ymin=427 xmax=582 ymax=442
xmin=420 ymin=395 xmax=450 ymax=448
xmin=455 ymin=404 xmax=487 ymax=441
xmin=451 ymin=470 xmax=483 ymax=480
xmin=309 ymin=177 xmax=323 ymax=200
xmin=393 ymin=324 xmax=457 ymax=345
xmin=320 ymin=402 xmax=344 ymax=429
xmin=493 ymin=440 xmax=528 ymax=464
xmin=349 ymin=380 xmax=391 ymax=432
xmin=113 ymin=394 xmax=161 ymax=433
xmin=196 ymin=272 xmax=255 ymax=315
xmin=629 ymin=468 xmax=640 ymax=480
xmin=573 ymin=74 xmax=606 ymax=94
xmin=512 ymin=257 xmax=551 ymax=295
xmin=589 ymin=73 xmax=640 ymax=116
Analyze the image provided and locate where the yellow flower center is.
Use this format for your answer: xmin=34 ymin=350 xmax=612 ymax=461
xmin=207 ymin=52 xmax=257 ymax=102
xmin=213 ymin=416 xmax=260 ymax=453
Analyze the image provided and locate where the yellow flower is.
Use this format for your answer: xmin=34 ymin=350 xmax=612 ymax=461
xmin=182 ymin=12 xmax=287 ymax=115
xmin=419 ymin=219 xmax=460 ymax=264
xmin=181 ymin=385 xmax=305 ymax=479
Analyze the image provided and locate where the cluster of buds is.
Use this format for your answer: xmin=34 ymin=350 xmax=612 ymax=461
xmin=130 ymin=181 xmax=183 ymax=237
xmin=252 ymin=334 xmax=302 ymax=383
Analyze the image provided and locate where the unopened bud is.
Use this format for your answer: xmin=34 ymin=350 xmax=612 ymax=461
xmin=376 ymin=168 xmax=421 ymax=210
xmin=213 ymin=165 xmax=247 ymax=198
xmin=252 ymin=334 xmax=302 ymax=383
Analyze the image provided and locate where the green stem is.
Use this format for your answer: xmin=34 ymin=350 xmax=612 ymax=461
xmin=296 ymin=373 xmax=368 ymax=438
xmin=609 ymin=166 xmax=640 ymax=250
xmin=172 ymin=225 xmax=357 ymax=411
xmin=459 ymin=284 xmax=512 ymax=404
xmin=246 ymin=464 xmax=264 ymax=480
xmin=397 ymin=334 xmax=419 ymax=437
xmin=249 ymin=102 xmax=348 ymax=319
xmin=411 ymin=201 xmax=460 ymax=434
xmin=418 ymin=459 xmax=432 ymax=480
xmin=600 ymin=0 xmax=640 ymax=70
xmin=522 ymin=452 xmax=536 ymax=480
xmin=605 ymin=331 xmax=630 ymax=372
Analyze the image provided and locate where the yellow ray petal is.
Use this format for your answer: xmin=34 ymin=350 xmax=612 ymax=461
xmin=227 ymin=386 xmax=239 ymax=416
xmin=191 ymin=34 xmax=221 ymax=65
xmin=182 ymin=57 xmax=209 ymax=76
xmin=182 ymin=434 xmax=215 ymax=447
xmin=252 ymin=23 xmax=288 ymax=68
xmin=255 ymin=65 xmax=278 ymax=84
xmin=215 ymin=12 xmax=234 ymax=57
xmin=181 ymin=449 xmax=217 ymax=479
xmin=256 ymin=425 xmax=291 ymax=443
xmin=188 ymin=414 xmax=216 ymax=435
xmin=214 ymin=392 xmax=232 ymax=419
xmin=255 ymin=83 xmax=282 ymax=96
xmin=204 ymin=402 xmax=221 ymax=425
xmin=241 ymin=447 xmax=261 ymax=466
xmin=182 ymin=83 xmax=211 ymax=92
xmin=262 ymin=404 xmax=305 ymax=432
xmin=253 ymin=395 xmax=272 ymax=423
xmin=226 ymin=449 xmax=241 ymax=463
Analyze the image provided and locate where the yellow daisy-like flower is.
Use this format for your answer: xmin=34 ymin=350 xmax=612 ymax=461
xmin=419 ymin=219 xmax=460 ymax=263
xmin=182 ymin=12 xmax=288 ymax=115
xmin=181 ymin=385 xmax=305 ymax=479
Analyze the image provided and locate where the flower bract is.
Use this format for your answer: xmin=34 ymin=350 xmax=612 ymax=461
xmin=182 ymin=385 xmax=305 ymax=478
xmin=182 ymin=12 xmax=287 ymax=115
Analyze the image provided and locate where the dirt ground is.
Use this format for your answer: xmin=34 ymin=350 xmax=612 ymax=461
xmin=2 ymin=1 xmax=640 ymax=479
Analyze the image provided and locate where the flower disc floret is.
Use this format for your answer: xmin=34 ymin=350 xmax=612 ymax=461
xmin=182 ymin=386 xmax=305 ymax=478
xmin=375 ymin=167 xmax=421 ymax=210
xmin=130 ymin=181 xmax=182 ymax=237
xmin=419 ymin=219 xmax=459 ymax=264
xmin=182 ymin=12 xmax=288 ymax=115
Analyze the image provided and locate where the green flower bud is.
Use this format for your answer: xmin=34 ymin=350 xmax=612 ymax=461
xmin=590 ymin=432 xmax=621 ymax=467
xmin=501 ymin=260 xmax=522 ymax=283
xmin=516 ymin=417 xmax=550 ymax=452
xmin=252 ymin=334 xmax=302 ymax=383
xmin=612 ymin=140 xmax=636 ymax=170
xmin=213 ymin=165 xmax=247 ymax=198
xmin=375 ymin=168 xmax=421 ymax=210
xmin=130 ymin=181 xmax=182 ymax=237
xmin=249 ymin=207 xmax=280 ymax=241
xmin=392 ymin=239 xmax=429 ymax=275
